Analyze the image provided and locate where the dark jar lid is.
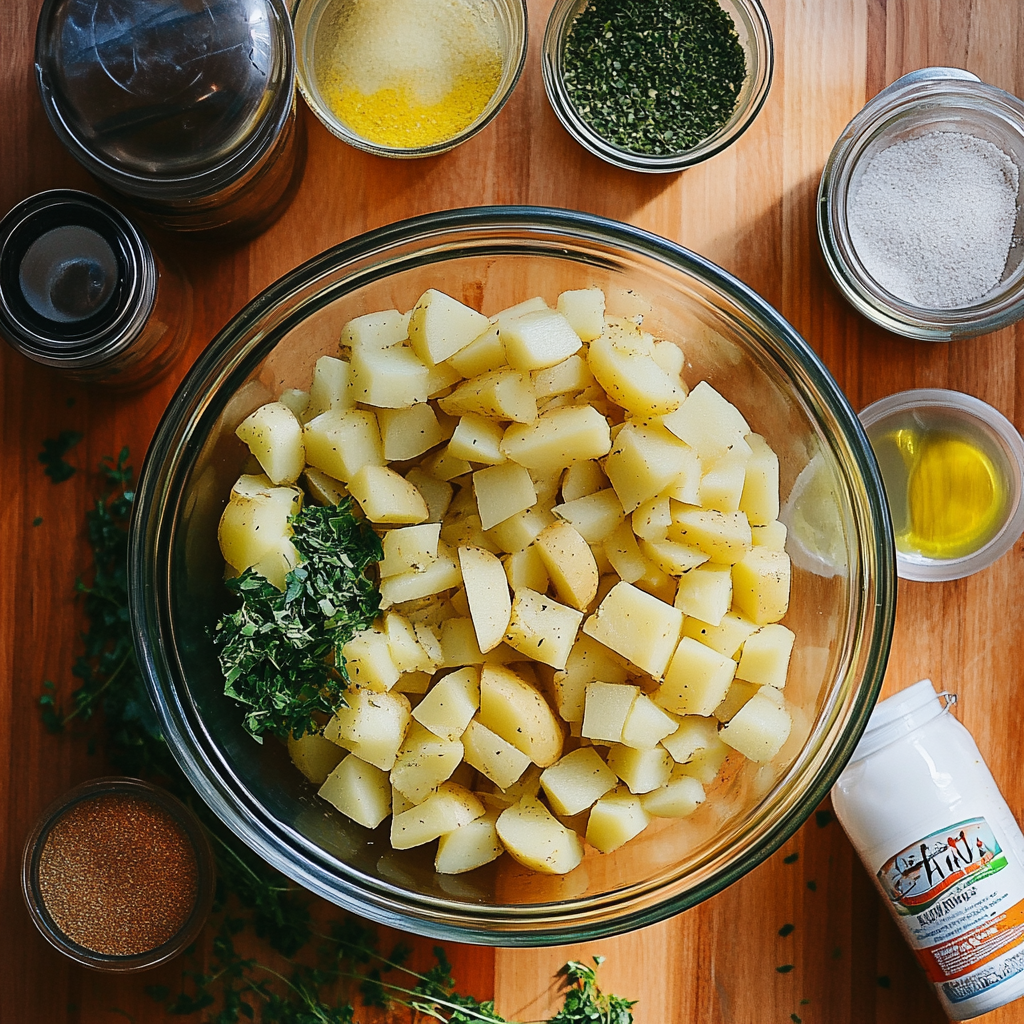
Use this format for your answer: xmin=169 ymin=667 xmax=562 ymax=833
xmin=35 ymin=0 xmax=296 ymax=202
xmin=0 ymin=189 xmax=157 ymax=370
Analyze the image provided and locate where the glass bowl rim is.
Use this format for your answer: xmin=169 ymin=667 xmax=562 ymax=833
xmin=129 ymin=204 xmax=894 ymax=945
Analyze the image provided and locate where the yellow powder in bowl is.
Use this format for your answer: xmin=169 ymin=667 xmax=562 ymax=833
xmin=314 ymin=0 xmax=504 ymax=149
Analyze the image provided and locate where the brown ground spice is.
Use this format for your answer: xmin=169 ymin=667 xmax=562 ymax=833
xmin=37 ymin=792 xmax=198 ymax=957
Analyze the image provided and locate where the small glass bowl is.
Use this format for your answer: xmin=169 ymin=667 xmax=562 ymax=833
xmin=292 ymin=0 xmax=527 ymax=159
xmin=819 ymin=68 xmax=1024 ymax=341
xmin=859 ymin=389 xmax=1024 ymax=582
xmin=22 ymin=777 xmax=215 ymax=972
xmin=542 ymin=0 xmax=773 ymax=173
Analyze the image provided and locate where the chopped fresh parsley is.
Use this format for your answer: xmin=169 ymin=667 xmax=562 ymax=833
xmin=38 ymin=429 xmax=83 ymax=482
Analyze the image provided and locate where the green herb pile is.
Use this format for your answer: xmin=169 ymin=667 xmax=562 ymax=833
xmin=562 ymin=0 xmax=747 ymax=155
xmin=40 ymin=450 xmax=637 ymax=1024
xmin=212 ymin=501 xmax=382 ymax=742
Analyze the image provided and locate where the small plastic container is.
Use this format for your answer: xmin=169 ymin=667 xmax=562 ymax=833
xmin=818 ymin=67 xmax=1024 ymax=340
xmin=542 ymin=0 xmax=773 ymax=173
xmin=293 ymin=0 xmax=527 ymax=159
xmin=833 ymin=680 xmax=1024 ymax=1020
xmin=22 ymin=777 xmax=214 ymax=972
xmin=859 ymin=389 xmax=1024 ymax=582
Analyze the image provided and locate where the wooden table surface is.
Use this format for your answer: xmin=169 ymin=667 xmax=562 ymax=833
xmin=5 ymin=1 xmax=1024 ymax=1021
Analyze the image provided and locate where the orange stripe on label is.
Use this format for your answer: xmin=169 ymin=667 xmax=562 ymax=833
xmin=917 ymin=898 xmax=1024 ymax=982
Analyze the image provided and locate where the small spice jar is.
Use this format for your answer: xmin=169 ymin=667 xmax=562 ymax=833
xmin=833 ymin=680 xmax=1024 ymax=1020
xmin=21 ymin=778 xmax=214 ymax=972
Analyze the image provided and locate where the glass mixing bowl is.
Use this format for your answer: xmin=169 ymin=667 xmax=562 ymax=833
xmin=129 ymin=207 xmax=895 ymax=945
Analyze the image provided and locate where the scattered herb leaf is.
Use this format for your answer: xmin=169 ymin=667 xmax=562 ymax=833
xmin=776 ymin=965 xmax=795 ymax=974
xmin=815 ymin=809 xmax=834 ymax=828
xmin=32 ymin=516 xmax=43 ymax=527
xmin=800 ymin=999 xmax=810 ymax=1005
xmin=38 ymin=429 xmax=84 ymax=482
xmin=806 ymin=880 xmax=817 ymax=892
xmin=549 ymin=958 xmax=636 ymax=1024
xmin=791 ymin=1015 xmax=801 ymax=1023
xmin=783 ymin=852 xmax=799 ymax=864
xmin=778 ymin=923 xmax=795 ymax=938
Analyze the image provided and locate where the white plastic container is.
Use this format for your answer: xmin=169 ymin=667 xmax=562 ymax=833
xmin=833 ymin=679 xmax=1024 ymax=1019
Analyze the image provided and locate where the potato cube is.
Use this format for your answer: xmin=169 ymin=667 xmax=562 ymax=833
xmin=660 ymin=714 xmax=720 ymax=764
xmin=540 ymin=747 xmax=618 ymax=816
xmin=302 ymin=467 xmax=348 ymax=506
xmin=501 ymin=309 xmax=582 ymax=371
xmin=350 ymin=343 xmax=430 ymax=408
xmin=731 ymin=548 xmax=791 ymax=625
xmin=620 ymin=693 xmax=678 ymax=749
xmin=236 ymin=402 xmax=305 ymax=485
xmin=556 ymin=287 xmax=606 ymax=342
xmin=408 ymin=289 xmax=491 ymax=365
xmin=552 ymin=489 xmax=624 ymax=545
xmin=288 ymin=731 xmax=344 ymax=785
xmin=581 ymin=681 xmax=640 ymax=743
xmin=533 ymin=354 xmax=596 ymax=399
xmin=384 ymin=612 xmax=434 ymax=673
xmin=250 ymin=536 xmax=301 ymax=591
xmin=218 ymin=486 xmax=301 ymax=573
xmin=606 ymin=744 xmax=673 ymax=794
xmin=699 ymin=443 xmax=751 ymax=514
xmin=390 ymin=722 xmax=465 ymax=802
xmin=751 ymin=520 xmax=788 ymax=551
xmin=675 ymin=734 xmax=731 ymax=784
xmin=462 ymin=719 xmax=532 ymax=789
xmin=739 ymin=432 xmax=781 ymax=526
xmin=422 ymin=445 xmax=473 ymax=482
xmin=500 ymin=405 xmax=611 ymax=476
xmin=390 ymin=782 xmax=485 ymax=849
xmin=304 ymin=409 xmax=383 ymax=483
xmin=582 ymin=582 xmax=683 ymax=679
xmin=504 ymin=545 xmax=549 ymax=593
xmin=424 ymin=361 xmax=462 ymax=397
xmin=658 ymin=636 xmax=737 ymax=716
xmin=682 ymin=610 xmax=759 ymax=658
xmin=552 ymin=636 xmax=628 ymax=723
xmin=640 ymin=537 xmax=709 ymax=576
xmin=561 ymin=459 xmax=607 ymax=502
xmin=438 ymin=370 xmax=538 ymax=423
xmin=586 ymin=786 xmax=650 ymax=853
xmin=673 ymin=564 xmax=732 ymax=627
xmin=651 ymin=339 xmax=685 ymax=378
xmin=459 ymin=545 xmax=512 ymax=652
xmin=489 ymin=507 xmax=555 ymax=553
xmin=414 ymin=623 xmax=444 ymax=669
xmin=380 ymin=524 xmax=441 ymax=578
xmin=720 ymin=688 xmax=792 ymax=761
xmin=447 ymin=323 xmax=506 ymax=377
xmin=319 ymin=754 xmax=392 ymax=829
xmin=713 ymin=680 xmax=760 ymax=723
xmin=306 ymin=356 xmax=354 ymax=419
xmin=736 ymin=624 xmax=795 ymax=689
xmin=405 ymin=468 xmax=454 ymax=523
xmin=631 ymin=496 xmax=672 ymax=540
xmin=348 ymin=466 xmax=428 ymax=524
xmin=435 ymin=809 xmax=504 ymax=874
xmin=341 ymin=308 xmax=409 ymax=350
xmin=496 ymin=795 xmax=584 ymax=874
xmin=379 ymin=547 xmax=462 ymax=607
xmin=343 ymin=628 xmax=401 ymax=691
xmin=448 ymin=414 xmax=506 ymax=464
xmin=504 ymin=588 xmax=584 ymax=670
xmin=413 ymin=666 xmax=480 ymax=740
xmin=534 ymin=521 xmax=599 ymax=611
xmin=668 ymin=508 xmax=752 ymax=564
xmin=438 ymin=617 xmax=494 ymax=666
xmin=641 ymin=771 xmax=705 ymax=819
xmin=604 ymin=422 xmax=699 ymax=513
xmin=661 ymin=381 xmax=750 ymax=461
xmin=478 ymin=665 xmax=564 ymax=767
xmin=377 ymin=404 xmax=445 ymax=461
xmin=324 ymin=689 xmax=412 ymax=771
xmin=588 ymin=334 xmax=684 ymax=417
xmin=473 ymin=462 xmax=538 ymax=531
xmin=395 ymin=671 xmax=433 ymax=695
xmin=602 ymin=520 xmax=646 ymax=583
xmin=492 ymin=296 xmax=549 ymax=325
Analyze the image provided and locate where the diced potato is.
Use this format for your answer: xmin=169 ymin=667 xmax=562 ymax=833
xmin=556 ymin=287 xmax=606 ymax=342
xmin=736 ymin=624 xmax=796 ymax=689
xmin=713 ymin=680 xmax=760 ymax=723
xmin=699 ymin=443 xmax=751 ymax=514
xmin=459 ymin=546 xmax=512 ymax=652
xmin=582 ymin=582 xmax=683 ymax=679
xmin=553 ymin=489 xmax=624 ymax=545
xmin=540 ymin=747 xmax=618 ymax=816
xmin=218 ymin=486 xmax=301 ymax=573
xmin=279 ymin=388 xmax=310 ymax=420
xmin=414 ymin=623 xmax=444 ymax=670
xmin=395 ymin=671 xmax=433 ymax=695
xmin=632 ymin=496 xmax=672 ymax=540
xmin=552 ymin=636 xmax=628 ymax=723
xmin=739 ymin=433 xmax=781 ymax=526
xmin=422 ymin=445 xmax=473 ymax=482
xmin=658 ymin=636 xmax=737 ymax=716
xmin=438 ymin=370 xmax=538 ymax=423
xmin=392 ymin=785 xmax=416 ymax=816
xmin=448 ymin=414 xmax=506 ymax=464
xmin=405 ymin=468 xmax=453 ymax=523
xmin=324 ymin=688 xmax=412 ymax=771
xmin=720 ymin=688 xmax=792 ymax=761
xmin=462 ymin=719 xmax=531 ymax=789
xmin=229 ymin=472 xmax=274 ymax=499
xmin=473 ymin=463 xmax=537 ymax=531
xmin=673 ymin=564 xmax=732 ymax=627
xmin=496 ymin=795 xmax=584 ymax=874
xmin=534 ymin=521 xmax=599 ymax=611
xmin=304 ymin=409 xmax=384 ymax=483
xmin=413 ymin=666 xmax=480 ymax=740
xmin=343 ymin=628 xmax=401 ymax=691
xmin=604 ymin=422 xmax=700 ymax=513
xmin=533 ymin=354 xmax=596 ymax=399
xmin=668 ymin=508 xmax=752 ymax=564
xmin=660 ymin=714 xmax=720 ymax=764
xmin=350 ymin=342 xmax=430 ymax=408
xmin=586 ymin=786 xmax=650 ymax=853
xmin=677 ymin=732 xmax=732 ymax=785
xmin=492 ymin=296 xmax=549 ymax=325
xmin=504 ymin=588 xmax=584 ymax=670
xmin=640 ymin=537 xmax=708 ymax=576
xmin=379 ymin=524 xmax=441 ymax=578
xmin=390 ymin=722 xmax=464 ymax=802
xmin=249 ymin=536 xmax=300 ymax=591
xmin=341 ymin=309 xmax=409 ymax=350
xmin=424 ymin=361 xmax=462 ymax=397
xmin=606 ymin=744 xmax=673 ymax=794
xmin=302 ymin=467 xmax=347 ymax=506
xmin=501 ymin=309 xmax=582 ymax=371
xmin=504 ymin=545 xmax=549 ymax=593
xmin=288 ymin=730 xmax=344 ymax=785
xmin=751 ymin=520 xmax=788 ymax=551
xmin=379 ymin=546 xmax=462 ymax=607
xmin=620 ymin=693 xmax=678 ymax=749
xmin=682 ymin=610 xmax=759 ymax=658
xmin=661 ymin=381 xmax=750 ymax=461
xmin=489 ymin=507 xmax=555 ymax=553
xmin=602 ymin=520 xmax=646 ymax=583
xmin=348 ymin=466 xmax=428 ymax=524
xmin=478 ymin=665 xmax=564 ymax=767
xmin=438 ymin=616 xmax=494 ymax=667
xmin=435 ymin=808 xmax=504 ymax=874
xmin=641 ymin=771 xmax=705 ymax=819
xmin=561 ymin=460 xmax=607 ymax=502
xmin=529 ymin=466 xmax=562 ymax=506
xmin=500 ymin=405 xmax=611 ymax=475
xmin=447 ymin=323 xmax=506 ymax=377
xmin=588 ymin=334 xmax=684 ymax=417
xmin=408 ymin=289 xmax=491 ymax=365
xmin=651 ymin=339 xmax=685 ymax=378
xmin=390 ymin=782 xmax=485 ymax=849
xmin=731 ymin=548 xmax=791 ymax=625
xmin=384 ymin=612 xmax=434 ymax=673
xmin=377 ymin=404 xmax=445 ymax=461
xmin=236 ymin=402 xmax=305 ymax=485
xmin=319 ymin=754 xmax=392 ymax=829
xmin=581 ymin=681 xmax=639 ymax=743
xmin=442 ymin=512 xmax=502 ymax=555
xmin=306 ymin=356 xmax=354 ymax=418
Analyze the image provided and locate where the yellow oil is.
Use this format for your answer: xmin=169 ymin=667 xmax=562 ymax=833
xmin=867 ymin=413 xmax=1010 ymax=561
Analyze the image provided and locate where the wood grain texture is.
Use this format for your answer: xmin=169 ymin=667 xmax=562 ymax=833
xmin=4 ymin=0 xmax=1024 ymax=1021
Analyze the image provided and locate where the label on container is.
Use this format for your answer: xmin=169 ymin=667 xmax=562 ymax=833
xmin=877 ymin=816 xmax=1024 ymax=1005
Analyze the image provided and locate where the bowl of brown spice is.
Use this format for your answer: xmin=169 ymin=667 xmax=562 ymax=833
xmin=21 ymin=777 xmax=214 ymax=972
xmin=542 ymin=0 xmax=773 ymax=172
